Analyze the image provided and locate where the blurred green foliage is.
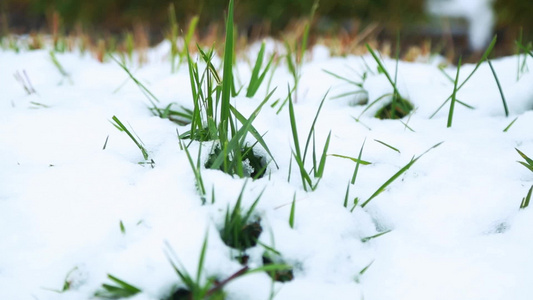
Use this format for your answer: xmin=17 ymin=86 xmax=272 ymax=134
xmin=3 ymin=0 xmax=425 ymax=34
xmin=495 ymin=0 xmax=533 ymax=37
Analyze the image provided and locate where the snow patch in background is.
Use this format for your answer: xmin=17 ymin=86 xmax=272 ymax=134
xmin=427 ymin=0 xmax=495 ymax=50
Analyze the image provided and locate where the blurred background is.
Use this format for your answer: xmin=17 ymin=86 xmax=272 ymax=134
xmin=1 ymin=0 xmax=531 ymax=58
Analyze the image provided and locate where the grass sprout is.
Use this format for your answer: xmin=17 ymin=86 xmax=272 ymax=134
xmin=516 ymin=148 xmax=533 ymax=173
xmin=110 ymin=116 xmax=154 ymax=166
xmin=361 ymin=230 xmax=392 ymax=243
xmin=94 ymin=274 xmax=142 ymax=299
xmin=520 ymin=185 xmax=533 ymax=210
xmin=288 ymin=89 xmax=331 ymax=191
xmin=165 ymin=234 xmax=225 ymax=300
xmin=361 ymin=142 xmax=443 ymax=208
xmin=323 ymin=68 xmax=368 ymax=103
xmin=503 ymin=117 xmax=519 ymax=132
xmin=289 ymin=192 xmax=296 ymax=229
xmin=487 ymin=59 xmax=509 ymax=117
xmin=374 ymin=139 xmax=400 ymax=154
xmin=365 ymin=40 xmax=413 ymax=119
xmin=447 ymin=56 xmax=462 ymax=128
xmin=181 ymin=0 xmax=276 ymax=179
xmin=220 ymin=180 xmax=264 ymax=251
xmin=246 ymin=41 xmax=275 ymax=98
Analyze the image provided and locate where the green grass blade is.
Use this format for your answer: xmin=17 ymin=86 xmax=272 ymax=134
xmin=220 ymin=0 xmax=235 ymax=144
xmin=303 ymin=91 xmax=329 ymax=162
xmin=196 ymin=233 xmax=209 ymax=285
xmin=374 ymin=139 xmax=400 ymax=154
xmin=209 ymin=94 xmax=270 ymax=173
xmin=182 ymin=142 xmax=206 ymax=200
xmin=107 ymin=274 xmax=142 ymax=294
xmin=351 ymin=139 xmax=367 ymax=184
xmin=516 ymin=148 xmax=533 ymax=172
xmin=247 ymin=41 xmax=267 ymax=97
xmin=111 ymin=116 xmax=149 ymax=161
xmin=343 ymin=182 xmax=350 ymax=208
xmin=365 ymin=44 xmax=398 ymax=95
xmin=315 ymin=131 xmax=331 ymax=178
xmin=430 ymin=36 xmax=497 ymax=118
xmin=361 ymin=142 xmax=443 ymax=208
xmin=229 ymin=89 xmax=279 ymax=168
xmin=289 ymin=193 xmax=296 ymax=228
xmin=288 ymin=86 xmax=302 ymax=160
xmin=292 ymin=150 xmax=313 ymax=191
xmin=361 ymin=230 xmax=392 ymax=242
xmin=323 ymin=69 xmax=363 ymax=87
xmin=447 ymin=56 xmax=462 ymax=128
xmin=503 ymin=117 xmax=518 ymax=132
xmin=520 ymin=185 xmax=532 ymax=209
xmin=329 ymin=154 xmax=371 ymax=165
xmin=487 ymin=59 xmax=509 ymax=117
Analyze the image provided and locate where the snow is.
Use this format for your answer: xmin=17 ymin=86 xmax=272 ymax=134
xmin=1 ymin=40 xmax=533 ymax=300
xmin=427 ymin=0 xmax=495 ymax=51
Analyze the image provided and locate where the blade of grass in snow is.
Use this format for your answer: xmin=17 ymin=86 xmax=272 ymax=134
xmin=289 ymin=193 xmax=296 ymax=229
xmin=344 ymin=182 xmax=350 ymax=208
xmin=229 ymin=89 xmax=279 ymax=168
xmin=361 ymin=230 xmax=392 ymax=243
xmin=351 ymin=139 xmax=367 ymax=184
xmin=487 ymin=59 xmax=509 ymax=117
xmin=322 ymin=69 xmax=363 ymax=87
xmin=447 ymin=56 xmax=462 ymax=128
xmin=110 ymin=116 xmax=150 ymax=162
xmin=303 ymin=91 xmax=329 ymax=162
xmin=219 ymin=0 xmax=235 ymax=145
xmin=247 ymin=41 xmax=275 ymax=98
xmin=361 ymin=142 xmax=443 ymax=208
xmin=374 ymin=139 xmax=400 ymax=154
xmin=520 ymin=185 xmax=532 ymax=210
xmin=329 ymin=154 xmax=371 ymax=166
xmin=110 ymin=55 xmax=160 ymax=110
xmin=516 ymin=148 xmax=533 ymax=173
xmin=94 ymin=274 xmax=142 ymax=299
xmin=430 ymin=36 xmax=497 ymax=118
xmin=182 ymin=141 xmax=206 ymax=202
xmin=503 ymin=117 xmax=518 ymax=132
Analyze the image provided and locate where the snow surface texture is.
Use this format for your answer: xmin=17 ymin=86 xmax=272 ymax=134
xmin=427 ymin=0 xmax=495 ymax=51
xmin=1 ymin=42 xmax=533 ymax=300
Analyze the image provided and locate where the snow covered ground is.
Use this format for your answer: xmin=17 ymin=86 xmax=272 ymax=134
xmin=1 ymin=41 xmax=533 ymax=300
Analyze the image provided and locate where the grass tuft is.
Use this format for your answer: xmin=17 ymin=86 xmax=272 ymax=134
xmin=516 ymin=148 xmax=533 ymax=173
xmin=220 ymin=181 xmax=264 ymax=251
xmin=365 ymin=42 xmax=413 ymax=119
xmin=520 ymin=185 xmax=533 ymax=210
xmin=94 ymin=274 xmax=142 ymax=299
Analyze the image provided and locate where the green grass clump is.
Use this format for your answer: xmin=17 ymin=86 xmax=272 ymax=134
xmin=516 ymin=148 xmax=533 ymax=173
xmin=165 ymin=233 xmax=290 ymax=299
xmin=365 ymin=39 xmax=414 ymax=120
xmin=165 ymin=235 xmax=226 ymax=300
xmin=181 ymin=0 xmax=277 ymax=179
xmin=220 ymin=181 xmax=263 ymax=251
xmin=94 ymin=274 xmax=142 ymax=299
